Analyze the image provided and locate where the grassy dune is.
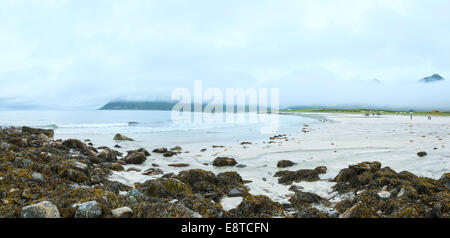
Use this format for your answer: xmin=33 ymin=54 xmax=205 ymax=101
xmin=281 ymin=108 xmax=450 ymax=116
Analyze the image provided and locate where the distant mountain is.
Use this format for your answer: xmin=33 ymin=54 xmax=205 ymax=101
xmin=419 ymin=74 xmax=445 ymax=83
xmin=99 ymin=101 xmax=177 ymax=110
xmin=99 ymin=100 xmax=269 ymax=112
xmin=371 ymin=78 xmax=381 ymax=83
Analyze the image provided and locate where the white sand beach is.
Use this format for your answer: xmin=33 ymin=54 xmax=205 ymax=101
xmin=110 ymin=113 xmax=450 ymax=210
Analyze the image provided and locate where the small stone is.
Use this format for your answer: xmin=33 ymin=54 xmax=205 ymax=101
xmin=19 ymin=201 xmax=60 ymax=218
xmin=111 ymin=207 xmax=133 ymax=218
xmin=74 ymin=162 xmax=88 ymax=171
xmin=153 ymin=148 xmax=168 ymax=153
xmin=126 ymin=167 xmax=142 ymax=172
xmin=227 ymin=188 xmax=243 ymax=197
xmin=127 ymin=189 xmax=144 ymax=198
xmin=170 ymin=146 xmax=182 ymax=151
xmin=14 ymin=157 xmax=33 ymax=169
xmin=142 ymin=168 xmax=163 ymax=176
xmin=32 ymin=172 xmax=45 ymax=183
xmin=168 ymin=163 xmax=190 ymax=167
xmin=417 ymin=151 xmax=428 ymax=157
xmin=236 ymin=164 xmax=247 ymax=168
xmin=74 ymin=201 xmax=102 ymax=218
xmin=127 ymin=196 xmax=138 ymax=204
xmin=1 ymin=142 xmax=10 ymax=151
xmin=163 ymin=151 xmax=178 ymax=157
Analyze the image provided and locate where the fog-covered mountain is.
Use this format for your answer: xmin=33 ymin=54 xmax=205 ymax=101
xmin=419 ymin=74 xmax=445 ymax=83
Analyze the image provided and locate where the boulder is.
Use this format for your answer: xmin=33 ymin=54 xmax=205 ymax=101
xmin=123 ymin=152 xmax=146 ymax=165
xmin=97 ymin=148 xmax=118 ymax=162
xmin=213 ymin=157 xmax=237 ymax=167
xmin=177 ymin=169 xmax=217 ymax=193
xmin=339 ymin=202 xmax=377 ymax=218
xmin=19 ymin=201 xmax=60 ymax=218
xmin=439 ymin=173 xmax=450 ymax=189
xmin=113 ymin=133 xmax=134 ymax=141
xmin=127 ymin=148 xmax=150 ymax=156
xmin=289 ymin=191 xmax=323 ymax=206
xmin=228 ymin=194 xmax=283 ymax=218
xmin=140 ymin=178 xmax=191 ymax=198
xmin=274 ymin=169 xmax=320 ymax=185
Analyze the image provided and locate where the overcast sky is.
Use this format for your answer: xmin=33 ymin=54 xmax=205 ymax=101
xmin=1 ymin=0 xmax=449 ymax=110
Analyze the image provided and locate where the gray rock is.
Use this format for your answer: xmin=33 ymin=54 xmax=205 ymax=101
xmin=236 ymin=164 xmax=247 ymax=168
xmin=1 ymin=142 xmax=10 ymax=151
xmin=127 ymin=189 xmax=144 ymax=198
xmin=19 ymin=201 xmax=60 ymax=218
xmin=14 ymin=157 xmax=33 ymax=169
xmin=127 ymin=196 xmax=138 ymax=204
xmin=32 ymin=172 xmax=45 ymax=183
xmin=111 ymin=207 xmax=133 ymax=218
xmin=227 ymin=188 xmax=243 ymax=197
xmin=74 ymin=201 xmax=102 ymax=218
xmin=74 ymin=161 xmax=88 ymax=171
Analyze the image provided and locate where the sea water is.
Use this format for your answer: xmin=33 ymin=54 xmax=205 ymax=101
xmin=0 ymin=110 xmax=318 ymax=150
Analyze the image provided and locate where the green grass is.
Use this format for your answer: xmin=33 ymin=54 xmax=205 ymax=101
xmin=280 ymin=108 xmax=450 ymax=116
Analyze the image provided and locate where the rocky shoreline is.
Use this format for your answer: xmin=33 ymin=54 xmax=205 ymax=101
xmin=0 ymin=126 xmax=449 ymax=218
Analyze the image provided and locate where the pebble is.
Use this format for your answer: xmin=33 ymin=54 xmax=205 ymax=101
xmin=32 ymin=172 xmax=45 ymax=183
xmin=111 ymin=207 xmax=133 ymax=218
xmin=227 ymin=188 xmax=243 ymax=197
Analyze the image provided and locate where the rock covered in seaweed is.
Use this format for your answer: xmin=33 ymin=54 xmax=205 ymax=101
xmin=274 ymin=169 xmax=320 ymax=184
xmin=277 ymin=160 xmax=296 ymax=168
xmin=331 ymin=161 xmax=450 ymax=218
xmin=123 ymin=151 xmax=147 ymax=165
xmin=213 ymin=157 xmax=237 ymax=167
xmin=113 ymin=133 xmax=134 ymax=141
xmin=22 ymin=126 xmax=54 ymax=138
